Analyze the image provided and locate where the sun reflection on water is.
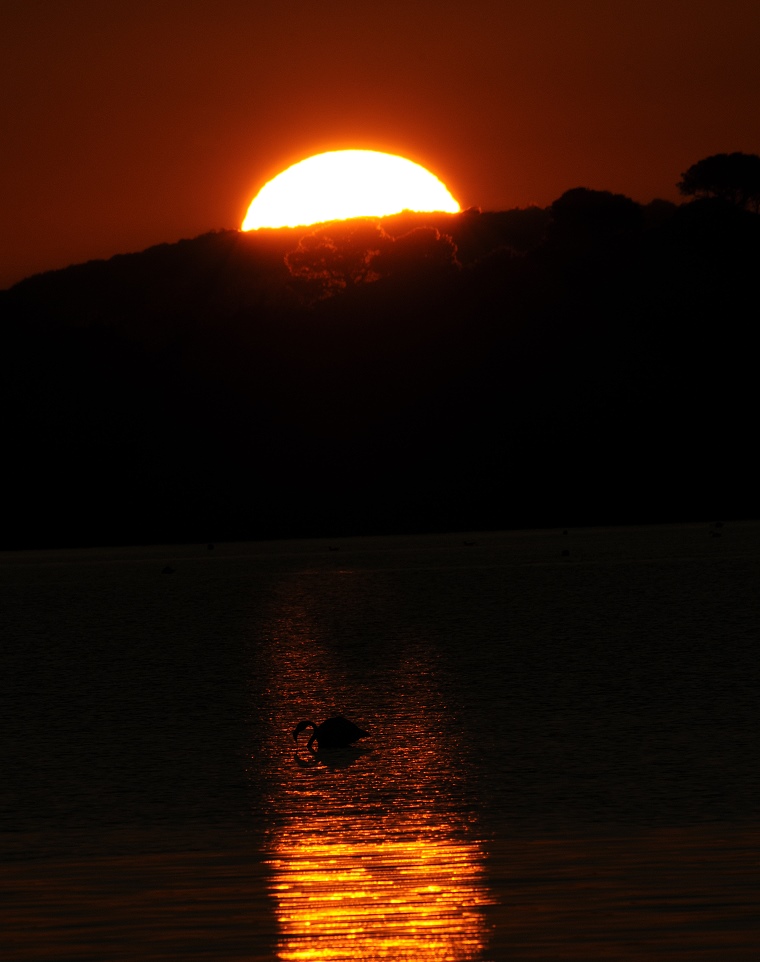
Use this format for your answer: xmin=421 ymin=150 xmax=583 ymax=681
xmin=268 ymin=821 xmax=489 ymax=961
xmin=255 ymin=577 xmax=493 ymax=961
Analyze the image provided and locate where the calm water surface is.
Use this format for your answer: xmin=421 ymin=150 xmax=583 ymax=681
xmin=1 ymin=523 xmax=759 ymax=959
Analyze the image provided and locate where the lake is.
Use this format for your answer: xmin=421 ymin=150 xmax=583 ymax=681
xmin=2 ymin=522 xmax=759 ymax=959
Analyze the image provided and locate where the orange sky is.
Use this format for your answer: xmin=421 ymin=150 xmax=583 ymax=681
xmin=2 ymin=0 xmax=759 ymax=288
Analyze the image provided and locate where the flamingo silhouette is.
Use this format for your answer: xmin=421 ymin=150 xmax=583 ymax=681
xmin=292 ymin=716 xmax=369 ymax=751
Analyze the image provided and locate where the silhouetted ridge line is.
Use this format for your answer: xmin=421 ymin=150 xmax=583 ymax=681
xmin=2 ymin=168 xmax=759 ymax=548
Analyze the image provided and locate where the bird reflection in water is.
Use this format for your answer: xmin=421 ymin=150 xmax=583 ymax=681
xmin=292 ymin=716 xmax=370 ymax=769
xmin=293 ymin=744 xmax=370 ymax=769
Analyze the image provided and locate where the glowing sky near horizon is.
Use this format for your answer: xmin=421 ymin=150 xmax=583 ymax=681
xmin=1 ymin=0 xmax=759 ymax=287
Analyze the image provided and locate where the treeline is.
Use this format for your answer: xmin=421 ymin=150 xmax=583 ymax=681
xmin=2 ymin=173 xmax=759 ymax=548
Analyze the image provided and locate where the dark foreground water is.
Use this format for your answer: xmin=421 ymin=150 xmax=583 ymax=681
xmin=1 ymin=523 xmax=759 ymax=960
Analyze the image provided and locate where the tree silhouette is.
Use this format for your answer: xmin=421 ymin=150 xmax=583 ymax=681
xmin=678 ymin=153 xmax=760 ymax=211
xmin=549 ymin=188 xmax=642 ymax=245
xmin=370 ymin=226 xmax=459 ymax=279
xmin=284 ymin=220 xmax=458 ymax=299
xmin=284 ymin=220 xmax=387 ymax=298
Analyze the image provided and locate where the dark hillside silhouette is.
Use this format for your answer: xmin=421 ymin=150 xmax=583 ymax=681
xmin=285 ymin=220 xmax=460 ymax=302
xmin=2 ymin=159 xmax=758 ymax=548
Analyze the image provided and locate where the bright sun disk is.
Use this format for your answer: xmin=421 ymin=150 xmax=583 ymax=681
xmin=242 ymin=150 xmax=460 ymax=230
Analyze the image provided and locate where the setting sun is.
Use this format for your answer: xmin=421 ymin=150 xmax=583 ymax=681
xmin=242 ymin=150 xmax=460 ymax=230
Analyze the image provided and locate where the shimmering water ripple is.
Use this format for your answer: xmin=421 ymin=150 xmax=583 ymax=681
xmin=2 ymin=522 xmax=759 ymax=959
xmin=254 ymin=590 xmax=492 ymax=959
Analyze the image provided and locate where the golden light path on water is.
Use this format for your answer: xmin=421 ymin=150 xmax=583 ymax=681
xmin=269 ymin=822 xmax=488 ymax=960
xmin=255 ymin=578 xmax=493 ymax=962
